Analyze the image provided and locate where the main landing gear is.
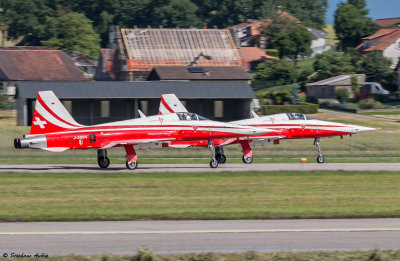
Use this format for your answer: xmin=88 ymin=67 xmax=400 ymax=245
xmin=240 ymin=141 xmax=253 ymax=164
xmin=97 ymin=149 xmax=110 ymax=168
xmin=124 ymin=144 xmax=138 ymax=170
xmin=97 ymin=145 xmax=138 ymax=170
xmin=314 ymin=138 xmax=325 ymax=163
xmin=215 ymin=146 xmax=226 ymax=164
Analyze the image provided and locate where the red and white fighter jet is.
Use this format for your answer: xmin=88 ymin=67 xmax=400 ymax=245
xmin=158 ymin=94 xmax=376 ymax=164
xmin=14 ymin=91 xmax=274 ymax=169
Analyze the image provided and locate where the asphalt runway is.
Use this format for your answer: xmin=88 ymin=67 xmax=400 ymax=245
xmin=0 ymin=219 xmax=400 ymax=256
xmin=0 ymin=163 xmax=400 ymax=172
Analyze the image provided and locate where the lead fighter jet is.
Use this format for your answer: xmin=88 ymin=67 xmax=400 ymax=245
xmin=158 ymin=94 xmax=375 ymax=164
xmin=14 ymin=91 xmax=273 ymax=169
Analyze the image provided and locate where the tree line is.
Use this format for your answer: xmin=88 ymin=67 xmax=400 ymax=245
xmin=0 ymin=0 xmax=327 ymax=57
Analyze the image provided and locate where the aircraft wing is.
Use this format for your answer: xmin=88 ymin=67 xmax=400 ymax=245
xmin=219 ymin=136 xmax=287 ymax=146
xmin=102 ymin=138 xmax=176 ymax=149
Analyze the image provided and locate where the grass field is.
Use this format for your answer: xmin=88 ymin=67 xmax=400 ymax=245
xmin=45 ymin=249 xmax=400 ymax=261
xmin=1 ymin=171 xmax=400 ymax=222
xmin=323 ymin=24 xmax=338 ymax=46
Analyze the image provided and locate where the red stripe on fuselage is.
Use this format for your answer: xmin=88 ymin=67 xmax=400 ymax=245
xmin=37 ymin=94 xmax=80 ymax=128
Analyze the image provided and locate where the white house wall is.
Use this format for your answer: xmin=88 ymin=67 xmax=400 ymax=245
xmin=383 ymin=39 xmax=400 ymax=68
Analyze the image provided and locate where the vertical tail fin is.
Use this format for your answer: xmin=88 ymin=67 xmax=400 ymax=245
xmin=30 ymin=91 xmax=83 ymax=135
xmin=158 ymin=94 xmax=188 ymax=115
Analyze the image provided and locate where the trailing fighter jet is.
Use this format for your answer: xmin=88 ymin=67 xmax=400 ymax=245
xmin=14 ymin=91 xmax=274 ymax=169
xmin=158 ymin=94 xmax=375 ymax=164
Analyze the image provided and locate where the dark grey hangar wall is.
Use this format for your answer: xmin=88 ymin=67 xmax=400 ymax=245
xmin=16 ymin=81 xmax=255 ymax=125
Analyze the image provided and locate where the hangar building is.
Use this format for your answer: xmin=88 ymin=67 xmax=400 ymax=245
xmin=16 ymin=81 xmax=255 ymax=126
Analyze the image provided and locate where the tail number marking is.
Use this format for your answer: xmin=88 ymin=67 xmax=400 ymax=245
xmin=73 ymin=135 xmax=88 ymax=140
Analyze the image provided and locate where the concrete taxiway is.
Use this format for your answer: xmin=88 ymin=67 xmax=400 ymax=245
xmin=0 ymin=163 xmax=400 ymax=173
xmin=0 ymin=219 xmax=400 ymax=255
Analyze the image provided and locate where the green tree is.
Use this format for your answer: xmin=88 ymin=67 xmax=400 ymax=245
xmin=290 ymin=83 xmax=303 ymax=105
xmin=253 ymin=59 xmax=297 ymax=87
xmin=42 ymin=12 xmax=100 ymax=58
xmin=334 ymin=0 xmax=379 ymax=50
xmin=312 ymin=50 xmax=355 ymax=81
xmin=257 ymin=0 xmax=327 ymax=29
xmin=154 ymin=0 xmax=200 ymax=28
xmin=0 ymin=0 xmax=55 ymax=45
xmin=350 ymin=75 xmax=359 ymax=97
xmin=356 ymin=51 xmax=399 ymax=93
xmin=269 ymin=23 xmax=312 ymax=66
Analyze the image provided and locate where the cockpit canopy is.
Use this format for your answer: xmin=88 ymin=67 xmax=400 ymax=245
xmin=176 ymin=112 xmax=209 ymax=121
xmin=285 ymin=113 xmax=314 ymax=120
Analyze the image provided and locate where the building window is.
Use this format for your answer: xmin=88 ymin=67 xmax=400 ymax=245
xmin=140 ymin=101 xmax=148 ymax=116
xmin=100 ymin=101 xmax=110 ymax=118
xmin=214 ymin=101 xmax=223 ymax=118
xmin=62 ymin=101 xmax=72 ymax=114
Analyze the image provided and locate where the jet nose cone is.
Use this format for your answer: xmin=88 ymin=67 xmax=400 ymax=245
xmin=350 ymin=125 xmax=376 ymax=133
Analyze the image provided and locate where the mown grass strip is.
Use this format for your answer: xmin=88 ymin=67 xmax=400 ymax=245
xmin=0 ymin=171 xmax=400 ymax=222
xmin=43 ymin=248 xmax=400 ymax=260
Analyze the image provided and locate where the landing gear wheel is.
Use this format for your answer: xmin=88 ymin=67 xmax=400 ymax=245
xmin=242 ymin=156 xmax=253 ymax=164
xmin=126 ymin=161 xmax=138 ymax=170
xmin=209 ymin=158 xmax=219 ymax=168
xmin=98 ymin=157 xmax=110 ymax=168
xmin=317 ymin=155 xmax=325 ymax=163
xmin=216 ymin=154 xmax=226 ymax=164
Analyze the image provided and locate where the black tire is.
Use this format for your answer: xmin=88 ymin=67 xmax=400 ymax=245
xmin=242 ymin=156 xmax=253 ymax=164
xmin=216 ymin=154 xmax=227 ymax=164
xmin=209 ymin=158 xmax=219 ymax=168
xmin=317 ymin=156 xmax=325 ymax=163
xmin=126 ymin=161 xmax=138 ymax=170
xmin=98 ymin=157 xmax=110 ymax=168
xmin=219 ymin=154 xmax=226 ymax=164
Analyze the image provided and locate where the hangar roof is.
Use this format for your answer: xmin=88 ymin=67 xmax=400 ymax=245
xmin=16 ymin=81 xmax=255 ymax=99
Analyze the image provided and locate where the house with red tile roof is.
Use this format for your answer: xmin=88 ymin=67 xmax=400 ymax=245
xmin=373 ymin=18 xmax=400 ymax=28
xmin=0 ymin=47 xmax=87 ymax=96
xmin=225 ymin=11 xmax=300 ymax=49
xmin=355 ymin=28 xmax=400 ymax=68
xmin=225 ymin=10 xmax=330 ymax=57
xmin=237 ymin=47 xmax=278 ymax=72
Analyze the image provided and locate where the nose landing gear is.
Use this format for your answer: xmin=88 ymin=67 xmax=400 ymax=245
xmin=314 ymin=138 xmax=325 ymax=163
xmin=208 ymin=140 xmax=219 ymax=168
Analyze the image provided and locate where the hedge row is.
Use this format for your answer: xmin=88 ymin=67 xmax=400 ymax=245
xmin=262 ymin=103 xmax=319 ymax=115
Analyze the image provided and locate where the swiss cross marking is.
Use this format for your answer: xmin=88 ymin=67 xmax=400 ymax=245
xmin=33 ymin=117 xmax=47 ymax=129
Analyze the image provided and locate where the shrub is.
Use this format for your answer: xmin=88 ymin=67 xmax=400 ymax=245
xmin=0 ymin=94 xmax=9 ymax=109
xmin=262 ymin=103 xmax=318 ymax=114
xmin=358 ymin=98 xmax=384 ymax=109
xmin=259 ymin=91 xmax=290 ymax=105
xmin=335 ymin=88 xmax=350 ymax=104
xmin=265 ymin=49 xmax=279 ymax=57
